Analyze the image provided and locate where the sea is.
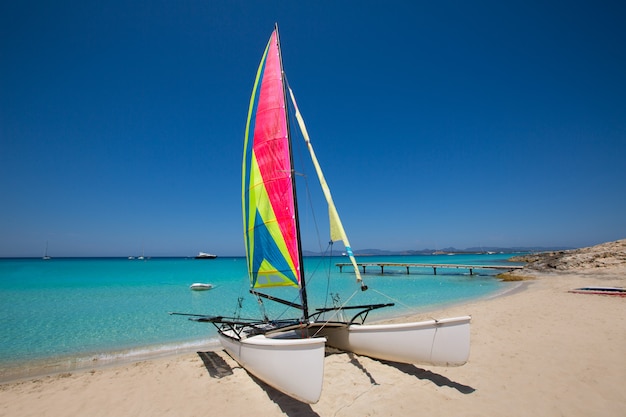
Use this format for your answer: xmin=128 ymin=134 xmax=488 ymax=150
xmin=0 ymin=253 xmax=523 ymax=381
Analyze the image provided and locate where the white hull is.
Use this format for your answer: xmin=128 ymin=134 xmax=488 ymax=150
xmin=218 ymin=330 xmax=326 ymax=404
xmin=315 ymin=316 xmax=471 ymax=366
xmin=195 ymin=252 xmax=217 ymax=259
xmin=190 ymin=283 xmax=213 ymax=291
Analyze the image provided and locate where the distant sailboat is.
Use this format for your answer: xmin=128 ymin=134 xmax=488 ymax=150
xmin=173 ymin=25 xmax=470 ymax=404
xmin=43 ymin=241 xmax=51 ymax=260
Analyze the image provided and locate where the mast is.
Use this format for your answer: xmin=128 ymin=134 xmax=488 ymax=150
xmin=275 ymin=24 xmax=310 ymax=320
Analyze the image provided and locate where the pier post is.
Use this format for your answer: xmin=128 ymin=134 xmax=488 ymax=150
xmin=380 ymin=266 xmax=384 ymax=274
xmin=406 ymin=266 xmax=410 ymax=274
xmin=433 ymin=267 xmax=437 ymax=275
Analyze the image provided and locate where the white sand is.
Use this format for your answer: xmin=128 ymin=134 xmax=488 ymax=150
xmin=2 ymin=241 xmax=625 ymax=417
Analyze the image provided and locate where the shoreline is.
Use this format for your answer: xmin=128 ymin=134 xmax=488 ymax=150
xmin=373 ymin=278 xmax=528 ymax=324
xmin=0 ymin=338 xmax=222 ymax=385
xmin=0 ymin=278 xmax=520 ymax=384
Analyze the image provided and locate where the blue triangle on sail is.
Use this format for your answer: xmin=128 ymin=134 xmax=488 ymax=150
xmin=251 ymin=209 xmax=298 ymax=287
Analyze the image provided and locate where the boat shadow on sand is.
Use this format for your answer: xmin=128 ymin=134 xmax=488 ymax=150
xmin=336 ymin=350 xmax=475 ymax=395
xmin=197 ymin=349 xmax=474 ymax=415
xmin=197 ymin=351 xmax=233 ymax=379
xmin=376 ymin=358 xmax=476 ymax=394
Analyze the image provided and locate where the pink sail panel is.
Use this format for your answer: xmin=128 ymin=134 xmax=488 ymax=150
xmin=243 ymin=29 xmax=301 ymax=288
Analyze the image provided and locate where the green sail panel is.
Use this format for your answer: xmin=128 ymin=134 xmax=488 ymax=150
xmin=242 ymin=29 xmax=301 ymax=289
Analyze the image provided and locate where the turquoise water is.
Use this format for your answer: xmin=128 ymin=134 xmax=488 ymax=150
xmin=0 ymin=254 xmax=520 ymax=378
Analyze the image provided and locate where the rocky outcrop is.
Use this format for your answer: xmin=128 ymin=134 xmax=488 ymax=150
xmin=510 ymin=239 xmax=626 ymax=272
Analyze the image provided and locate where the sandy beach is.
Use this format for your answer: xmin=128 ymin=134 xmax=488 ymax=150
xmin=1 ymin=240 xmax=625 ymax=416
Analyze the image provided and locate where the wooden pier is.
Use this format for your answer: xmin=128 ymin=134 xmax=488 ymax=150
xmin=336 ymin=262 xmax=523 ymax=276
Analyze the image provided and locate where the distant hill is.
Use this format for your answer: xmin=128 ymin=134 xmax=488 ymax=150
xmin=302 ymin=246 xmax=574 ymax=256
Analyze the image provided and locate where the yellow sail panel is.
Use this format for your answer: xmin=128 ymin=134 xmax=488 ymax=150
xmin=254 ymin=259 xmax=299 ymax=288
xmin=245 ymin=155 xmax=299 ymax=288
xmin=288 ymin=87 xmax=364 ymax=283
xmin=329 ymin=205 xmax=342 ymax=243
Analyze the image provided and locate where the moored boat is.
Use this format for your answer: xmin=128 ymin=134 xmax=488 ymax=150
xmin=43 ymin=241 xmax=51 ymax=260
xmin=195 ymin=252 xmax=217 ymax=259
xmin=190 ymin=283 xmax=213 ymax=291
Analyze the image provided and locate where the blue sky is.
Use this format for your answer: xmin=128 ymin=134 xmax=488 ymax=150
xmin=1 ymin=1 xmax=625 ymax=257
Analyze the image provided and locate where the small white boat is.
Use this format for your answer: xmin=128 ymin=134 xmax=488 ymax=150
xmin=195 ymin=252 xmax=217 ymax=259
xmin=190 ymin=283 xmax=213 ymax=291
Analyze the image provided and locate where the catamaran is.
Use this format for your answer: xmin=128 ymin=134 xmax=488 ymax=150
xmin=173 ymin=25 xmax=470 ymax=404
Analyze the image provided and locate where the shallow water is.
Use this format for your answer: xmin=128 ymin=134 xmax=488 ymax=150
xmin=0 ymin=254 xmax=520 ymax=379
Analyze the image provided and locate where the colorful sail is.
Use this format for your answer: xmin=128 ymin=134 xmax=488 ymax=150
xmin=242 ymin=29 xmax=301 ymax=289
